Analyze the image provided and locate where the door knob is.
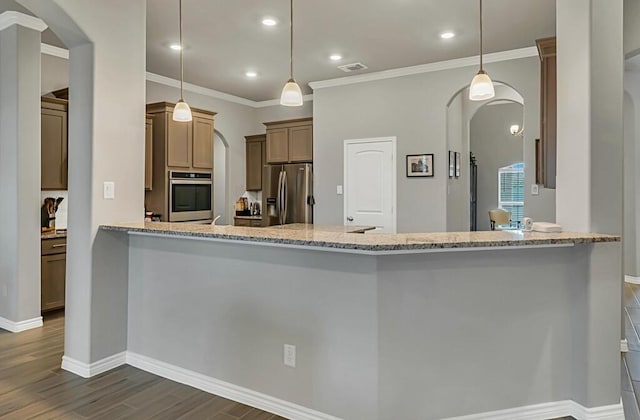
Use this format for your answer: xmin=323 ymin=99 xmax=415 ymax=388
xmin=347 ymin=216 xmax=354 ymax=222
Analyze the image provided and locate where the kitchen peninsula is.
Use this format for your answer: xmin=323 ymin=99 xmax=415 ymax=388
xmin=100 ymin=222 xmax=622 ymax=420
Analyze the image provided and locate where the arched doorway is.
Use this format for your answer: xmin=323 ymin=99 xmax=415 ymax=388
xmin=213 ymin=129 xmax=229 ymax=224
xmin=445 ymin=83 xmax=525 ymax=231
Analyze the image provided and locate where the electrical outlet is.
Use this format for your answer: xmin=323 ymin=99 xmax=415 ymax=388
xmin=284 ymin=344 xmax=296 ymax=367
xmin=103 ymin=182 xmax=115 ymax=200
xmin=336 ymin=185 xmax=343 ymax=195
xmin=531 ymin=184 xmax=539 ymax=196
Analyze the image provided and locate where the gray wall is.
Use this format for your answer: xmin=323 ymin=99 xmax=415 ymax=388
xmin=445 ymin=92 xmax=466 ymax=231
xmin=41 ymin=53 xmax=68 ymax=95
xmin=313 ymin=57 xmax=556 ymax=233
xmin=127 ymin=234 xmax=622 ymax=419
xmin=470 ymin=102 xmax=524 ymax=231
xmin=0 ymin=22 xmax=42 ymax=324
xmin=19 ymin=0 xmax=146 ymax=364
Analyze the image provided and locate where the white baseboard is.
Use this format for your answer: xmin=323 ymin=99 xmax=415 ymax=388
xmin=622 ymin=338 xmax=629 ymax=353
xmin=0 ymin=315 xmax=42 ymax=333
xmin=443 ymin=400 xmax=624 ymax=420
xmin=625 ymin=275 xmax=640 ymax=284
xmin=61 ymin=351 xmax=127 ymax=378
xmin=125 ymin=351 xmax=342 ymax=420
xmin=58 ymin=349 xmax=625 ymax=420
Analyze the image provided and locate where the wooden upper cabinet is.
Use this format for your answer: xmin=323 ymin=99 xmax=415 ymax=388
xmin=145 ymin=116 xmax=153 ymax=190
xmin=167 ymin=116 xmax=192 ymax=168
xmin=41 ymin=98 xmax=68 ymax=190
xmin=288 ymin=125 xmax=313 ymax=162
xmin=192 ymin=115 xmax=214 ymax=169
xmin=536 ymin=37 xmax=557 ymax=189
xmin=146 ymin=102 xmax=216 ymax=172
xmin=245 ymin=134 xmax=266 ymax=191
xmin=264 ymin=117 xmax=313 ymax=164
xmin=266 ymin=128 xmax=288 ymax=163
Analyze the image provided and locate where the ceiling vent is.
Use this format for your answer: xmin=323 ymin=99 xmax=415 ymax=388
xmin=337 ymin=62 xmax=368 ymax=73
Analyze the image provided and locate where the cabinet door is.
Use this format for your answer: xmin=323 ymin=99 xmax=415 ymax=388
xmin=266 ymin=128 xmax=289 ymax=163
xmin=246 ymin=141 xmax=264 ymax=191
xmin=541 ymin=54 xmax=557 ymax=189
xmin=145 ymin=117 xmax=153 ymax=190
xmin=167 ymin=117 xmax=192 ymax=168
xmin=192 ymin=116 xmax=214 ymax=169
xmin=41 ymin=107 xmax=68 ymax=190
xmin=41 ymin=253 xmax=66 ymax=312
xmin=234 ymin=218 xmax=251 ymax=227
xmin=288 ymin=125 xmax=313 ymax=162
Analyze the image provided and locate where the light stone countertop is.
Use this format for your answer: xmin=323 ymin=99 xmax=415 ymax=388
xmin=100 ymin=222 xmax=620 ymax=254
xmin=41 ymin=230 xmax=67 ymax=240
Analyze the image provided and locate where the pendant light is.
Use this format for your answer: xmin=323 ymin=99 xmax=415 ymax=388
xmin=469 ymin=0 xmax=495 ymax=101
xmin=173 ymin=0 xmax=192 ymax=121
xmin=280 ymin=0 xmax=303 ymax=106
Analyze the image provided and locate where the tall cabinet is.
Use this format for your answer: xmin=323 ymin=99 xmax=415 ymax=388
xmin=145 ymin=102 xmax=216 ymax=220
xmin=41 ymin=97 xmax=68 ymax=190
xmin=536 ymin=37 xmax=557 ymax=189
xmin=245 ymin=134 xmax=266 ymax=191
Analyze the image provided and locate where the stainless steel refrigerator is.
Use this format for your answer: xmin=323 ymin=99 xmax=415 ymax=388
xmin=262 ymin=164 xmax=314 ymax=226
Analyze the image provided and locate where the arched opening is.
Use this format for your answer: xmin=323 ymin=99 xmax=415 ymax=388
xmin=445 ymin=83 xmax=525 ymax=231
xmin=213 ymin=129 xmax=229 ymax=224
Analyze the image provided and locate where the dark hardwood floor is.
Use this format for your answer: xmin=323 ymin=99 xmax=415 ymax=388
xmin=0 ymin=311 xmax=286 ymax=419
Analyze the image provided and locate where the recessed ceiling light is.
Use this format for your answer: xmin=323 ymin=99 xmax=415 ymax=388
xmin=440 ymin=31 xmax=456 ymax=39
xmin=245 ymin=71 xmax=258 ymax=78
xmin=262 ymin=18 xmax=277 ymax=26
xmin=169 ymin=43 xmax=182 ymax=51
xmin=329 ymin=54 xmax=342 ymax=61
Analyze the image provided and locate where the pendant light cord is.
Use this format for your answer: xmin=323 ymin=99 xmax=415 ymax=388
xmin=290 ymin=0 xmax=294 ymax=80
xmin=479 ymin=0 xmax=483 ymax=71
xmin=179 ymin=0 xmax=185 ymax=101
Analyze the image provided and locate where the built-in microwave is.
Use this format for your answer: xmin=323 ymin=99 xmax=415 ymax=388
xmin=168 ymin=171 xmax=213 ymax=222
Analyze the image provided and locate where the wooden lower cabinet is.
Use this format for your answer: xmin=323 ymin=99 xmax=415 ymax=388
xmin=41 ymin=238 xmax=66 ymax=312
xmin=234 ymin=218 xmax=262 ymax=227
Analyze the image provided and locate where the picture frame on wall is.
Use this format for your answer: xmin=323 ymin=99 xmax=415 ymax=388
xmin=406 ymin=154 xmax=434 ymax=177
xmin=455 ymin=152 xmax=461 ymax=178
xmin=449 ymin=151 xmax=455 ymax=178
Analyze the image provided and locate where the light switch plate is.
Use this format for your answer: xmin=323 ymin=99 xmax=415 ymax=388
xmin=337 ymin=185 xmax=343 ymax=195
xmin=103 ymin=182 xmax=115 ymax=200
xmin=531 ymin=184 xmax=539 ymax=196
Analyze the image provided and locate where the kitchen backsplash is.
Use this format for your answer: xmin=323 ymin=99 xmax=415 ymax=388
xmin=41 ymin=190 xmax=68 ymax=229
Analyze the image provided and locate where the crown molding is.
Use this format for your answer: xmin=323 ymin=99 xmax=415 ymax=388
xmin=41 ymin=43 xmax=69 ymax=59
xmin=145 ymin=72 xmax=259 ymax=107
xmin=0 ymin=11 xmax=47 ymax=33
xmin=39 ymin=42 xmax=537 ymax=107
xmin=308 ymin=46 xmax=539 ymax=90
xmin=254 ymin=94 xmax=314 ymax=108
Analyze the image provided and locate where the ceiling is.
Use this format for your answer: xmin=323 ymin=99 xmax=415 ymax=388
xmin=147 ymin=0 xmax=556 ymax=101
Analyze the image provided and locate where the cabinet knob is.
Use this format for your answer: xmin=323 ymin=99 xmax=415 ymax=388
xmin=347 ymin=216 xmax=354 ymax=222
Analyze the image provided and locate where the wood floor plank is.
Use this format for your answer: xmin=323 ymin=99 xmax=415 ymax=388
xmin=0 ymin=312 xmax=288 ymax=420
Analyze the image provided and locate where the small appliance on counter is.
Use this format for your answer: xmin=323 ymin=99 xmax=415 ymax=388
xmin=235 ymin=197 xmax=250 ymax=216
xmin=531 ymin=222 xmax=563 ymax=233
xmin=41 ymin=197 xmax=64 ymax=231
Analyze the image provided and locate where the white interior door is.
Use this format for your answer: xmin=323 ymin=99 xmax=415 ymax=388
xmin=344 ymin=137 xmax=396 ymax=233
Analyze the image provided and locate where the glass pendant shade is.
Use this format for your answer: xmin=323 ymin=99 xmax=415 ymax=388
xmin=469 ymin=70 xmax=495 ymax=101
xmin=280 ymin=79 xmax=303 ymax=106
xmin=173 ymin=100 xmax=193 ymax=122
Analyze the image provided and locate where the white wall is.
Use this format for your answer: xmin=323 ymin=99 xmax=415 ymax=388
xmin=625 ymin=0 xmax=640 ymax=57
xmin=41 ymin=53 xmax=67 ymax=94
xmin=470 ymin=102 xmax=524 ymax=231
xmin=313 ymin=57 xmax=555 ymax=233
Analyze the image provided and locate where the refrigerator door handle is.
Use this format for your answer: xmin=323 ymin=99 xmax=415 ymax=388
xmin=276 ymin=170 xmax=283 ymax=223
xmin=281 ymin=172 xmax=288 ymax=225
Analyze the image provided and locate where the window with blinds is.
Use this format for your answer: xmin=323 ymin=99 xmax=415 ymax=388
xmin=498 ymin=163 xmax=524 ymax=226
